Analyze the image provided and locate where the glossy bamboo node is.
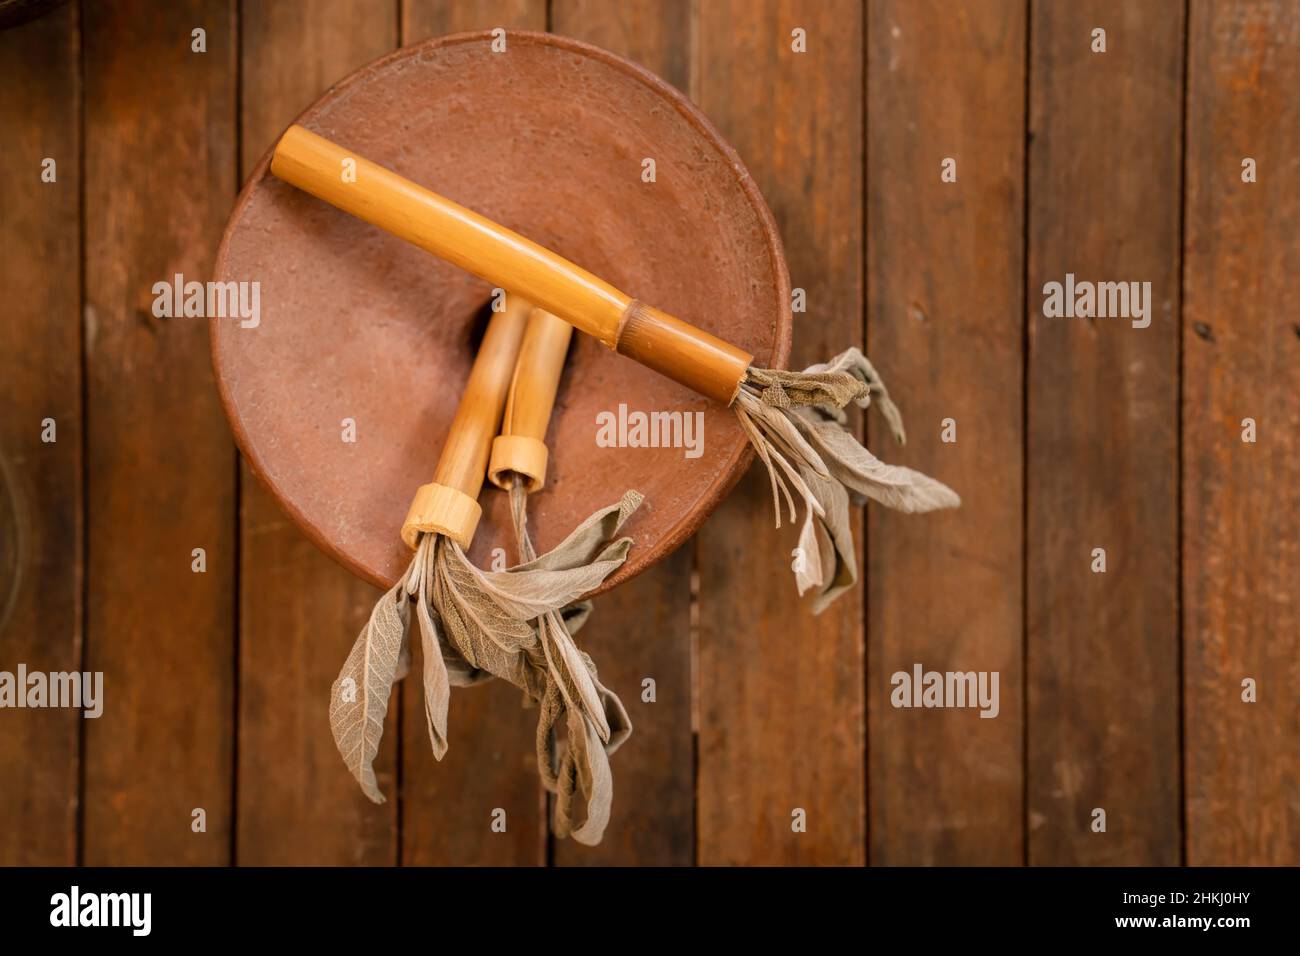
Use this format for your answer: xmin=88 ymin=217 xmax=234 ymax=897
xmin=400 ymin=296 xmax=529 ymax=549
xmin=271 ymin=124 xmax=753 ymax=404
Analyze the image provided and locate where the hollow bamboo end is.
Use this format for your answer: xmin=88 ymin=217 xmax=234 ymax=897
xmin=488 ymin=434 xmax=549 ymax=492
xmin=401 ymin=481 xmax=481 ymax=549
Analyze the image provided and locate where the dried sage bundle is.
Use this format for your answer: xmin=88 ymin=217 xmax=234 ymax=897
xmin=737 ymin=348 xmax=961 ymax=612
xmin=329 ymin=490 xmax=642 ymax=845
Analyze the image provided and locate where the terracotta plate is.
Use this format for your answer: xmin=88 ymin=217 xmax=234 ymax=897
xmin=212 ymin=30 xmax=791 ymax=595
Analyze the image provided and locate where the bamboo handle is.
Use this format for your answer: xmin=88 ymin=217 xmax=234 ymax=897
xmin=400 ymin=294 xmax=530 ymax=549
xmin=271 ymin=124 xmax=753 ymax=404
xmin=488 ymin=307 xmax=573 ymax=492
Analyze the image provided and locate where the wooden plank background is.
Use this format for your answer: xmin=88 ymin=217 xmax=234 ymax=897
xmin=0 ymin=0 xmax=1295 ymax=867
xmin=867 ymin=0 xmax=1025 ymax=866
xmin=1183 ymin=0 xmax=1300 ymax=866
xmin=1026 ymin=0 xmax=1183 ymax=866
xmin=0 ymin=0 xmax=81 ymax=867
xmin=80 ymin=0 xmax=237 ymax=866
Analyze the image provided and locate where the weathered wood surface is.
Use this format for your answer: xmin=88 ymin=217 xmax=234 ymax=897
xmin=1026 ymin=0 xmax=1184 ymax=866
xmin=1183 ymin=0 xmax=1300 ymax=867
xmin=81 ymin=0 xmax=238 ymax=865
xmin=866 ymin=0 xmax=1026 ymax=866
xmin=0 ymin=0 xmax=1293 ymax=868
xmin=0 ymin=0 xmax=82 ymax=866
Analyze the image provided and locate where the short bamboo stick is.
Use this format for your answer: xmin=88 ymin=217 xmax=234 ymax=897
xmin=271 ymin=124 xmax=753 ymax=404
xmin=488 ymin=307 xmax=572 ymax=492
xmin=400 ymin=294 xmax=529 ymax=548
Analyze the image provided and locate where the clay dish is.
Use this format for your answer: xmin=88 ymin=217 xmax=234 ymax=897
xmin=212 ymin=30 xmax=791 ymax=595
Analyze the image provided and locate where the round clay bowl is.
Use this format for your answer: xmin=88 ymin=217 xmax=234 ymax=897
xmin=212 ymin=30 xmax=791 ymax=595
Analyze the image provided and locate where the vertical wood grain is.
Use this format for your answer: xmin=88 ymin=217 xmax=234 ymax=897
xmin=694 ymin=0 xmax=866 ymax=865
xmin=236 ymin=0 xmax=399 ymax=866
xmin=401 ymin=0 xmax=544 ymax=42
xmin=81 ymin=0 xmax=237 ymax=864
xmin=550 ymin=0 xmax=696 ymax=866
xmin=1183 ymin=0 xmax=1300 ymax=866
xmin=0 ymin=0 xmax=81 ymax=867
xmin=553 ymin=0 xmax=691 ymax=95
xmin=866 ymin=0 xmax=1026 ymax=866
xmin=398 ymin=0 xmax=550 ymax=867
xmin=1027 ymin=0 xmax=1183 ymax=865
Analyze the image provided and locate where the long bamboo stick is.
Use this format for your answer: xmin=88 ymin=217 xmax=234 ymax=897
xmin=271 ymin=124 xmax=752 ymax=404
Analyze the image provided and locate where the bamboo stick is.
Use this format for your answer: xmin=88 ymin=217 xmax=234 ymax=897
xmin=271 ymin=124 xmax=752 ymax=404
xmin=488 ymin=307 xmax=572 ymax=492
xmin=400 ymin=294 xmax=529 ymax=548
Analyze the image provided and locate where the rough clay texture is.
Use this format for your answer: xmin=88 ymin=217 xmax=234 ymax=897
xmin=212 ymin=31 xmax=791 ymax=593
